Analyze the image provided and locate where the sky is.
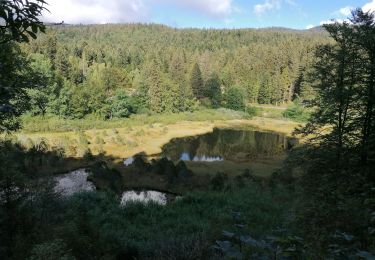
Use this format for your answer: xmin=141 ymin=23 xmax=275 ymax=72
xmin=41 ymin=0 xmax=375 ymax=29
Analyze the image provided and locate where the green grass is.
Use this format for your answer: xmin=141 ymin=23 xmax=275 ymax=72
xmin=282 ymin=103 xmax=311 ymax=122
xmin=20 ymin=108 xmax=247 ymax=133
xmin=53 ymin=181 xmax=296 ymax=259
xmin=256 ymin=107 xmax=285 ymax=119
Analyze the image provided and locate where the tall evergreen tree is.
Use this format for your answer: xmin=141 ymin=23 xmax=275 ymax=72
xmin=147 ymin=61 xmax=164 ymax=113
xmin=190 ymin=63 xmax=204 ymax=99
xmin=204 ymin=73 xmax=222 ymax=107
xmin=292 ymin=9 xmax=375 ymax=254
xmin=258 ymin=76 xmax=272 ymax=104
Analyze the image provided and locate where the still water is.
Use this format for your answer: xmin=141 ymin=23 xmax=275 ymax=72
xmin=54 ymin=169 xmax=96 ymax=196
xmin=58 ymin=128 xmax=296 ymax=199
xmin=120 ymin=190 xmax=179 ymax=206
xmin=161 ymin=128 xmax=296 ymax=163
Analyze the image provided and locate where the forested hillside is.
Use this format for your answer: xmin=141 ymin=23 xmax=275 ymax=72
xmin=22 ymin=24 xmax=330 ymax=119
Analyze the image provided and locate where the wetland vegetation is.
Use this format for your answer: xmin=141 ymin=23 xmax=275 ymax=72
xmin=0 ymin=1 xmax=374 ymax=259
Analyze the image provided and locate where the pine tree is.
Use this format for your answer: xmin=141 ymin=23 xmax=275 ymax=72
xmin=280 ymin=68 xmax=291 ymax=103
xmin=204 ymin=73 xmax=222 ymax=107
xmin=147 ymin=61 xmax=164 ymax=113
xmin=190 ymin=63 xmax=204 ymax=99
xmin=55 ymin=47 xmax=70 ymax=79
xmin=258 ymin=76 xmax=272 ymax=104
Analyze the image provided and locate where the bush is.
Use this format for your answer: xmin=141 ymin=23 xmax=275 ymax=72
xmin=210 ymin=172 xmax=229 ymax=191
xmin=282 ymin=101 xmax=310 ymax=122
xmin=223 ymin=87 xmax=246 ymax=111
xmin=245 ymin=106 xmax=259 ymax=118
xmin=83 ymin=148 xmax=94 ymax=161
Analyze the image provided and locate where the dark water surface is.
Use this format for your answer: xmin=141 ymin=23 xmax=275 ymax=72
xmin=161 ymin=128 xmax=297 ymax=163
xmin=59 ymin=128 xmax=296 ymax=199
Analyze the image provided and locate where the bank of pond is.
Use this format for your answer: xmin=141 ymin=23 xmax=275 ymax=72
xmin=53 ymin=127 xmax=297 ymax=201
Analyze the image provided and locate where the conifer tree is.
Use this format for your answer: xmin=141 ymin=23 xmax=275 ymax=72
xmin=190 ymin=63 xmax=204 ymax=99
xmin=147 ymin=61 xmax=164 ymax=113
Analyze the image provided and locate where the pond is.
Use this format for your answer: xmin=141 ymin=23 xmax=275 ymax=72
xmin=54 ymin=169 xmax=96 ymax=196
xmin=54 ymin=170 xmax=178 ymax=206
xmin=161 ymin=128 xmax=297 ymax=163
xmin=57 ymin=128 xmax=297 ymax=199
xmin=120 ymin=190 xmax=178 ymax=206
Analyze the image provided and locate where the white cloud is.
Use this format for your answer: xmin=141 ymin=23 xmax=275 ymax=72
xmin=305 ymin=24 xmax=314 ymax=29
xmin=338 ymin=6 xmax=353 ymax=16
xmin=322 ymin=1 xmax=375 ymax=27
xmin=254 ymin=0 xmax=282 ymax=15
xmin=363 ymin=0 xmax=375 ymax=12
xmin=41 ymin=0 xmax=235 ymax=24
xmin=253 ymin=0 xmax=294 ymax=16
xmin=42 ymin=0 xmax=148 ymax=24
xmin=158 ymin=0 xmax=234 ymax=18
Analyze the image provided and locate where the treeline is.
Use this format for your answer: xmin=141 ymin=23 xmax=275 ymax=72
xmin=21 ymin=24 xmax=330 ymax=119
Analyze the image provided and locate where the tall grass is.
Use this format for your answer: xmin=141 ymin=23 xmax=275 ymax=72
xmin=57 ymin=182 xmax=296 ymax=258
xmin=20 ymin=108 xmax=247 ymax=133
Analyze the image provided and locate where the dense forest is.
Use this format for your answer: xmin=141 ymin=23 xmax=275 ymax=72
xmin=19 ymin=24 xmax=330 ymax=120
xmin=1 ymin=0 xmax=375 ymax=259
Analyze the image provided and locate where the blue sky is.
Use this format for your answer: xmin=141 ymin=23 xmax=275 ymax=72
xmin=42 ymin=0 xmax=375 ymax=29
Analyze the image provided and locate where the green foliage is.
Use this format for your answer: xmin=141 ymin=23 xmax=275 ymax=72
xmin=213 ymin=214 xmax=306 ymax=259
xmin=190 ymin=63 xmax=204 ymax=99
xmin=106 ymin=90 xmax=135 ymax=119
xmin=204 ymin=73 xmax=222 ymax=107
xmin=282 ymin=101 xmax=310 ymax=122
xmin=14 ymin=24 xmax=331 ymax=120
xmin=29 ymin=239 xmax=75 ymax=260
xmin=0 ymin=0 xmax=46 ymax=43
xmin=245 ymin=106 xmax=259 ymax=118
xmin=258 ymin=76 xmax=272 ymax=104
xmin=20 ymin=109 xmax=247 ymax=133
xmin=0 ymin=43 xmax=46 ymax=132
xmin=224 ymin=86 xmax=246 ymax=111
xmin=210 ymin=172 xmax=229 ymax=191
xmin=288 ymin=9 xmax=375 ymax=254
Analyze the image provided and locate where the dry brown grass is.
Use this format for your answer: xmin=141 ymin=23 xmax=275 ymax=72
xmin=11 ymin=118 xmax=301 ymax=159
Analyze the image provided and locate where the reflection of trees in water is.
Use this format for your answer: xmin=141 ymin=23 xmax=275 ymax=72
xmin=162 ymin=128 xmax=292 ymax=162
xmin=213 ymin=129 xmax=286 ymax=160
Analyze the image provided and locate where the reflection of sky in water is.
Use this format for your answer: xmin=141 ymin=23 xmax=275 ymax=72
xmin=180 ymin=152 xmax=223 ymax=162
xmin=124 ymin=157 xmax=134 ymax=166
xmin=121 ymin=190 xmax=167 ymax=206
xmin=54 ymin=169 xmax=95 ymax=196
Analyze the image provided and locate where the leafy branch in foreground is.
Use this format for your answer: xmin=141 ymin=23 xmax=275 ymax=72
xmin=0 ymin=0 xmax=47 ymax=43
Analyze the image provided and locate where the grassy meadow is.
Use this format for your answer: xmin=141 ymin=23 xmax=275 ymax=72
xmin=15 ymin=108 xmax=300 ymax=157
xmin=0 ymin=107 xmax=302 ymax=194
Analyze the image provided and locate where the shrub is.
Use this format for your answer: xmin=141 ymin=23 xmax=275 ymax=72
xmin=210 ymin=172 xmax=229 ymax=191
xmin=245 ymin=106 xmax=259 ymax=119
xmin=83 ymin=148 xmax=94 ymax=161
xmin=282 ymin=101 xmax=310 ymax=122
xmin=223 ymin=86 xmax=246 ymax=111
